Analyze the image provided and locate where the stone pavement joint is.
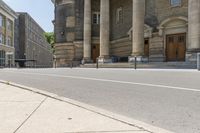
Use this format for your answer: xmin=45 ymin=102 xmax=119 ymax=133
xmin=13 ymin=97 xmax=47 ymax=133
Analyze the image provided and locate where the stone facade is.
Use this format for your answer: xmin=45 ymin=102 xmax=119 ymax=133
xmin=52 ymin=0 xmax=200 ymax=66
xmin=15 ymin=13 xmax=53 ymax=68
xmin=0 ymin=0 xmax=17 ymax=67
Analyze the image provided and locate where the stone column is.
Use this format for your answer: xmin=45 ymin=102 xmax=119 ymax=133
xmin=187 ymin=0 xmax=200 ymax=61
xmin=99 ymin=0 xmax=111 ymax=63
xmin=129 ymin=0 xmax=146 ymax=62
xmin=83 ymin=0 xmax=92 ymax=63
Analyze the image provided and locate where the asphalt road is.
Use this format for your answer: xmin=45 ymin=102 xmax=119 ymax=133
xmin=0 ymin=68 xmax=200 ymax=133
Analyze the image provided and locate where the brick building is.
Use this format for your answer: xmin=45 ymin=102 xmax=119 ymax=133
xmin=15 ymin=13 xmax=53 ymax=68
xmin=0 ymin=0 xmax=17 ymax=67
xmin=52 ymin=0 xmax=200 ymax=67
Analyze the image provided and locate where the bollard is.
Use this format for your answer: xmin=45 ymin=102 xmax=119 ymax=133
xmin=55 ymin=60 xmax=57 ymax=68
xmin=96 ymin=58 xmax=99 ymax=69
xmin=134 ymin=56 xmax=137 ymax=70
xmin=70 ymin=61 xmax=73 ymax=69
xmin=197 ymin=53 xmax=200 ymax=71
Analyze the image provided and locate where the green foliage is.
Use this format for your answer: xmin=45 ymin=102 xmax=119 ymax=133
xmin=44 ymin=32 xmax=55 ymax=53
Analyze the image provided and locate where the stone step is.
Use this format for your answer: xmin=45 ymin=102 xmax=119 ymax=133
xmin=80 ymin=62 xmax=197 ymax=69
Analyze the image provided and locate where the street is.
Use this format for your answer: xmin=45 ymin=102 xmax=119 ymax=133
xmin=0 ymin=68 xmax=200 ymax=133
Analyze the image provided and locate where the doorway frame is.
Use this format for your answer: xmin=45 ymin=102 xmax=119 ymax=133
xmin=166 ymin=33 xmax=186 ymax=62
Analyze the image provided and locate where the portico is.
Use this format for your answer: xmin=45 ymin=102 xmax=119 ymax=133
xmin=83 ymin=0 xmax=146 ymax=63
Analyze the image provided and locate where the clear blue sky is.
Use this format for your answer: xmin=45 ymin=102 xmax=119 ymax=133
xmin=3 ymin=0 xmax=54 ymax=32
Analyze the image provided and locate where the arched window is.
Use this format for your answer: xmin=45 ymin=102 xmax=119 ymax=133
xmin=116 ymin=7 xmax=123 ymax=24
xmin=170 ymin=0 xmax=181 ymax=7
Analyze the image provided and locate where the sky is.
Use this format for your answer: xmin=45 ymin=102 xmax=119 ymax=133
xmin=3 ymin=0 xmax=54 ymax=32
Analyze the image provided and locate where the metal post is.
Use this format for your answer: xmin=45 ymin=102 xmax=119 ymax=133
xmin=55 ymin=60 xmax=57 ymax=68
xmin=96 ymin=58 xmax=99 ymax=69
xmin=70 ymin=61 xmax=73 ymax=69
xmin=53 ymin=55 xmax=57 ymax=68
xmin=197 ymin=53 xmax=200 ymax=71
xmin=134 ymin=56 xmax=137 ymax=70
xmin=35 ymin=60 xmax=37 ymax=68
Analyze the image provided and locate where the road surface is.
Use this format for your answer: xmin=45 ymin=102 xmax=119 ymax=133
xmin=0 ymin=68 xmax=200 ymax=133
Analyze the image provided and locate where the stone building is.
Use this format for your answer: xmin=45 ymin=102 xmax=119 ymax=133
xmin=15 ymin=13 xmax=53 ymax=67
xmin=0 ymin=0 xmax=17 ymax=67
xmin=52 ymin=0 xmax=200 ymax=67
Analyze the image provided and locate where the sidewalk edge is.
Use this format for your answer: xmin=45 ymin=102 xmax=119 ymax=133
xmin=0 ymin=79 xmax=174 ymax=133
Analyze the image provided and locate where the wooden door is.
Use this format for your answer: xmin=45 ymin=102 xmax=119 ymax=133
xmin=166 ymin=35 xmax=177 ymax=61
xmin=144 ymin=39 xmax=149 ymax=57
xmin=92 ymin=44 xmax=100 ymax=63
xmin=177 ymin=34 xmax=186 ymax=61
xmin=166 ymin=34 xmax=186 ymax=61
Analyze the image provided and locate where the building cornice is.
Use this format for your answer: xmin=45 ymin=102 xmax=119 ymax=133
xmin=0 ymin=0 xmax=17 ymax=19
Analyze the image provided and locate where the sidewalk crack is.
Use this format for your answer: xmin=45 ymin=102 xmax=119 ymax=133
xmin=13 ymin=97 xmax=48 ymax=133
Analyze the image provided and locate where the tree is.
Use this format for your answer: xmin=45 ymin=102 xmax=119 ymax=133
xmin=44 ymin=32 xmax=55 ymax=53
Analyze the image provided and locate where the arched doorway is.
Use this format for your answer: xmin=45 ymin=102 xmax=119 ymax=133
xmin=158 ymin=16 xmax=188 ymax=62
xmin=166 ymin=33 xmax=186 ymax=61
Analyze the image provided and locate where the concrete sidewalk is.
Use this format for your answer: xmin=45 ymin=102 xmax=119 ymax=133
xmin=0 ymin=83 xmax=150 ymax=133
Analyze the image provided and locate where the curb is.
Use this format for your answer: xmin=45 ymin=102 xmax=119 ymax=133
xmin=0 ymin=79 xmax=174 ymax=133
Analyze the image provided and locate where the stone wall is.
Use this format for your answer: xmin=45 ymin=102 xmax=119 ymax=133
xmin=91 ymin=0 xmax=100 ymax=37
xmin=55 ymin=2 xmax=75 ymax=43
xmin=75 ymin=0 xmax=84 ymax=41
xmin=110 ymin=38 xmax=132 ymax=57
xmin=110 ymin=0 xmax=132 ymax=40
xmin=149 ymin=33 xmax=165 ymax=61
xmin=155 ymin=0 xmax=188 ymax=23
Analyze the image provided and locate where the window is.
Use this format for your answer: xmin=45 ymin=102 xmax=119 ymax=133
xmin=0 ymin=50 xmax=5 ymax=66
xmin=7 ymin=19 xmax=13 ymax=31
xmin=7 ymin=37 xmax=12 ymax=46
xmin=0 ymin=15 xmax=3 ymax=27
xmin=0 ymin=33 xmax=5 ymax=44
xmin=7 ymin=54 xmax=13 ymax=67
xmin=116 ymin=7 xmax=123 ymax=24
xmin=170 ymin=0 xmax=181 ymax=7
xmin=0 ymin=34 xmax=3 ymax=44
xmin=92 ymin=12 xmax=100 ymax=25
xmin=0 ymin=15 xmax=5 ymax=28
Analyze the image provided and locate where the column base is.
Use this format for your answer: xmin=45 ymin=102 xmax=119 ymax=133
xmin=81 ymin=58 xmax=93 ymax=64
xmin=98 ymin=57 xmax=112 ymax=64
xmin=186 ymin=50 xmax=200 ymax=62
xmin=128 ymin=56 xmax=149 ymax=63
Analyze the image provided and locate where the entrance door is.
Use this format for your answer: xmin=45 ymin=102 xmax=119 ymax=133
xmin=166 ymin=33 xmax=186 ymax=61
xmin=144 ymin=39 xmax=149 ymax=57
xmin=92 ymin=44 xmax=100 ymax=63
